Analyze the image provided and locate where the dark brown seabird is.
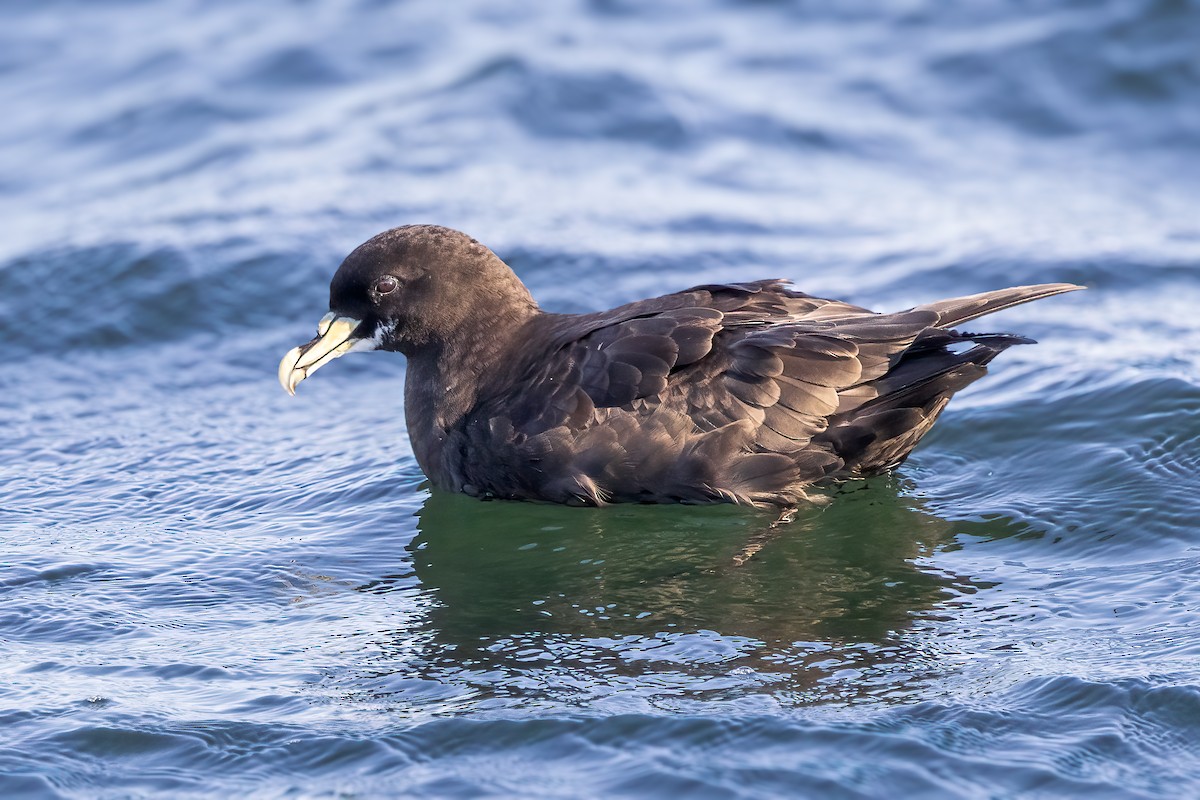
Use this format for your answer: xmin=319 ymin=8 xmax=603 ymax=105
xmin=279 ymin=225 xmax=1082 ymax=508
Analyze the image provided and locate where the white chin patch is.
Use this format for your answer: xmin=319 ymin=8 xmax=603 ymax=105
xmin=349 ymin=321 xmax=392 ymax=353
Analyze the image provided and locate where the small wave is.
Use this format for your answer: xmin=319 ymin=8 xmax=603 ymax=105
xmin=6 ymin=702 xmax=1195 ymax=797
xmin=444 ymin=55 xmax=689 ymax=147
xmin=919 ymin=0 xmax=1200 ymax=145
xmin=902 ymin=676 xmax=1200 ymax=794
xmin=69 ymin=96 xmax=254 ymax=162
xmin=236 ymin=46 xmax=347 ymax=90
xmin=0 ymin=242 xmax=334 ymax=358
xmin=917 ymin=374 xmax=1200 ymax=555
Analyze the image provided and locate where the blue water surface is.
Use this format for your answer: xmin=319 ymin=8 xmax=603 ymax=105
xmin=3 ymin=1 xmax=1200 ymax=797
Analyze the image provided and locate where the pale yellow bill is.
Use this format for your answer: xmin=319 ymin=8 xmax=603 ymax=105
xmin=278 ymin=313 xmax=363 ymax=396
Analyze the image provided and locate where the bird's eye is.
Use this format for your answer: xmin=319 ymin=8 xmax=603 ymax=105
xmin=374 ymin=275 xmax=399 ymax=295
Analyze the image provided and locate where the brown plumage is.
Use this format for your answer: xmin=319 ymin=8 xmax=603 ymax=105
xmin=278 ymin=225 xmax=1082 ymax=508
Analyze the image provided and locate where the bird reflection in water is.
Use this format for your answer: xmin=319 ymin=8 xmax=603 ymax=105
xmin=343 ymin=480 xmax=996 ymax=710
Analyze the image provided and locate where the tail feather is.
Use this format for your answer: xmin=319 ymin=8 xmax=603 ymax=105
xmin=818 ymin=334 xmax=1035 ymax=476
xmin=783 ymin=281 xmax=1083 ymax=493
xmin=916 ymin=283 xmax=1084 ymax=329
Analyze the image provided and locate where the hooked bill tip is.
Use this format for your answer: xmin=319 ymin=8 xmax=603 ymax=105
xmin=278 ymin=345 xmax=304 ymax=396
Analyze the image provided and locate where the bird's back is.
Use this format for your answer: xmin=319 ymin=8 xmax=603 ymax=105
xmin=439 ymin=280 xmax=1081 ymax=507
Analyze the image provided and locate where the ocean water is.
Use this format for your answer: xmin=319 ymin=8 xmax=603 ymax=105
xmin=3 ymin=0 xmax=1200 ymax=797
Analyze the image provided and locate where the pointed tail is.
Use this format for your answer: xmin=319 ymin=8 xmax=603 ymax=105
xmin=915 ymin=283 xmax=1084 ymax=329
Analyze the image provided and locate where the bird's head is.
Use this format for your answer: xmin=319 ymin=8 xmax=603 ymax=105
xmin=278 ymin=224 xmax=536 ymax=395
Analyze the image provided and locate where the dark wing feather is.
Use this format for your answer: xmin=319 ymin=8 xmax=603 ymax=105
xmin=509 ymin=285 xmax=941 ymax=481
xmin=494 ymin=300 xmax=729 ymax=439
xmin=463 ymin=279 xmax=1081 ymax=506
xmin=515 ymin=280 xmax=859 ymax=423
xmin=568 ymin=308 xmax=724 ymax=408
xmin=685 ymin=309 xmax=937 ymax=457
